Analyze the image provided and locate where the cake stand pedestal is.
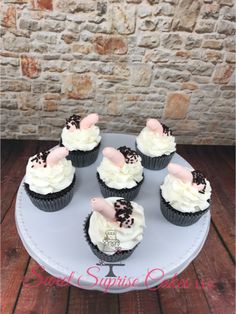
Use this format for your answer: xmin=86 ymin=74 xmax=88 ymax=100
xmin=15 ymin=133 xmax=210 ymax=293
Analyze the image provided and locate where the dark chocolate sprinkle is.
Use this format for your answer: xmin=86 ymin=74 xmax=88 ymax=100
xmin=161 ymin=123 xmax=173 ymax=136
xmin=66 ymin=114 xmax=81 ymax=130
xmin=31 ymin=150 xmax=50 ymax=167
xmin=192 ymin=170 xmax=207 ymax=194
xmin=118 ymin=146 xmax=140 ymax=164
xmin=114 ymin=199 xmax=134 ymax=228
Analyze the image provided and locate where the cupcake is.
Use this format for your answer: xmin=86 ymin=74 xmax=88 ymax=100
xmin=84 ymin=197 xmax=145 ymax=262
xmin=136 ymin=118 xmax=176 ymax=170
xmin=24 ymin=147 xmax=76 ymax=212
xmin=97 ymin=146 xmax=144 ymax=201
xmin=60 ymin=113 xmax=101 ymax=167
xmin=160 ymin=163 xmax=211 ymax=226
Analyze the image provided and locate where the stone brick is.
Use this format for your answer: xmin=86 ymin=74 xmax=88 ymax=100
xmin=138 ymin=35 xmax=160 ymax=48
xmin=154 ymin=3 xmax=174 ymax=16
xmin=21 ymin=55 xmax=41 ymax=78
xmin=188 ymin=60 xmax=215 ymax=76
xmin=156 ymin=17 xmax=172 ymax=31
xmin=221 ymin=5 xmax=236 ymax=21
xmin=201 ymin=3 xmax=220 ymax=19
xmin=41 ymin=20 xmax=65 ymax=32
xmin=31 ymin=0 xmax=53 ymax=10
xmin=72 ymin=43 xmax=92 ymax=54
xmin=43 ymin=100 xmax=58 ymax=111
xmin=217 ymin=20 xmax=235 ymax=35
xmin=54 ymin=0 xmax=94 ymax=13
xmin=112 ymin=4 xmax=136 ymax=34
xmin=62 ymin=74 xmax=94 ymax=99
xmin=93 ymin=35 xmax=128 ymax=55
xmin=213 ymin=64 xmax=234 ymax=83
xmin=203 ymin=50 xmax=223 ymax=63
xmin=161 ymin=70 xmax=190 ymax=82
xmin=61 ymin=33 xmax=76 ymax=44
xmin=138 ymin=5 xmax=152 ymax=18
xmin=164 ymin=92 xmax=190 ymax=119
xmin=181 ymin=82 xmax=199 ymax=90
xmin=0 ymin=80 xmax=31 ymax=92
xmin=139 ymin=19 xmax=156 ymax=31
xmin=19 ymin=19 xmax=40 ymax=31
xmin=225 ymin=52 xmax=236 ymax=63
xmin=3 ymin=33 xmax=29 ymax=52
xmin=172 ymin=0 xmax=201 ymax=32
xmin=195 ymin=20 xmax=216 ymax=33
xmin=202 ymin=40 xmax=223 ymax=49
xmin=1 ymin=5 xmax=16 ymax=28
xmin=162 ymin=34 xmax=183 ymax=49
xmin=130 ymin=64 xmax=152 ymax=87
xmin=18 ymin=93 xmax=41 ymax=110
xmin=224 ymin=36 xmax=236 ymax=52
xmin=185 ymin=36 xmax=202 ymax=49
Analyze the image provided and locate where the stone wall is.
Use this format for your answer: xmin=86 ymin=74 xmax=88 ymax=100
xmin=1 ymin=0 xmax=235 ymax=145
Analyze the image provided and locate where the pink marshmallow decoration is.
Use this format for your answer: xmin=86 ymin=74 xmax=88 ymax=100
xmin=80 ymin=113 xmax=99 ymax=130
xmin=192 ymin=183 xmax=205 ymax=191
xmin=46 ymin=147 xmax=69 ymax=167
xmin=146 ymin=118 xmax=163 ymax=135
xmin=102 ymin=147 xmax=125 ymax=168
xmin=168 ymin=163 xmax=193 ymax=183
xmin=91 ymin=197 xmax=116 ymax=222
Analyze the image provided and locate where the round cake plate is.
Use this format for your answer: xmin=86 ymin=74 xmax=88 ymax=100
xmin=15 ymin=133 xmax=210 ymax=293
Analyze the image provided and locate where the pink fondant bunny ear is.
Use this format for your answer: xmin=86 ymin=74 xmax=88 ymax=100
xmin=46 ymin=147 xmax=69 ymax=167
xmin=91 ymin=197 xmax=116 ymax=222
xmin=80 ymin=113 xmax=99 ymax=129
xmin=167 ymin=163 xmax=193 ymax=183
xmin=103 ymin=147 xmax=125 ymax=168
xmin=192 ymin=183 xmax=205 ymax=191
xmin=146 ymin=119 xmax=163 ymax=135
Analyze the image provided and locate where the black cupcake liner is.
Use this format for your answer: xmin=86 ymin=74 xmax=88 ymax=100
xmin=135 ymin=142 xmax=175 ymax=170
xmin=24 ymin=175 xmax=76 ymax=212
xmin=96 ymin=172 xmax=144 ymax=201
xmin=84 ymin=214 xmax=137 ymax=262
xmin=60 ymin=140 xmax=101 ymax=168
xmin=160 ymin=191 xmax=210 ymax=226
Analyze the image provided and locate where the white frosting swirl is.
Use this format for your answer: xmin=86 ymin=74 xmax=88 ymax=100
xmin=97 ymin=157 xmax=143 ymax=189
xmin=88 ymin=197 xmax=145 ymax=255
xmin=161 ymin=174 xmax=211 ymax=213
xmin=61 ymin=125 xmax=101 ymax=151
xmin=25 ymin=155 xmax=75 ymax=195
xmin=136 ymin=127 xmax=176 ymax=157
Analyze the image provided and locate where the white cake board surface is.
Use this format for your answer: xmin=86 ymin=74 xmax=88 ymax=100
xmin=15 ymin=133 xmax=210 ymax=293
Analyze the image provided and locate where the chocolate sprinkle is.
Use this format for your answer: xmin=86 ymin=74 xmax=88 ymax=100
xmin=30 ymin=151 xmax=50 ymax=168
xmin=161 ymin=123 xmax=172 ymax=136
xmin=192 ymin=170 xmax=206 ymax=194
xmin=118 ymin=146 xmax=140 ymax=164
xmin=114 ymin=199 xmax=134 ymax=228
xmin=66 ymin=114 xmax=81 ymax=130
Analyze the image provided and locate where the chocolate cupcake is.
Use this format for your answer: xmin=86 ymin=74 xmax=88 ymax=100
xmin=160 ymin=163 xmax=211 ymax=226
xmin=84 ymin=197 xmax=145 ymax=262
xmin=24 ymin=147 xmax=76 ymax=212
xmin=136 ymin=118 xmax=176 ymax=170
xmin=60 ymin=113 xmax=101 ymax=167
xmin=97 ymin=146 xmax=144 ymax=201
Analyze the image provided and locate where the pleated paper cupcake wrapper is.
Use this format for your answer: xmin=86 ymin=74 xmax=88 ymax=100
xmin=59 ymin=139 xmax=100 ymax=168
xmin=96 ymin=173 xmax=144 ymax=201
xmin=135 ymin=143 xmax=175 ymax=170
xmin=160 ymin=192 xmax=210 ymax=226
xmin=25 ymin=178 xmax=76 ymax=212
xmin=84 ymin=214 xmax=137 ymax=262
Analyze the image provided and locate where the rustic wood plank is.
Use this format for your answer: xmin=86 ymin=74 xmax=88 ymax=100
xmin=14 ymin=260 xmax=69 ymax=314
xmin=157 ymin=262 xmax=211 ymax=314
xmin=193 ymin=223 xmax=235 ymax=313
xmin=1 ymin=196 xmax=30 ymax=314
xmin=119 ymin=290 xmax=162 ymax=314
xmin=68 ymin=286 xmax=119 ymax=314
xmin=1 ymin=140 xmax=38 ymax=222
xmin=177 ymin=145 xmax=235 ymax=260
xmin=1 ymin=139 xmax=15 ymax=167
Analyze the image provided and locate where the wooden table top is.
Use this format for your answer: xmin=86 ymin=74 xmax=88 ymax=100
xmin=1 ymin=139 xmax=235 ymax=314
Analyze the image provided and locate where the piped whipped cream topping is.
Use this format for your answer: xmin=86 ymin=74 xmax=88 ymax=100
xmin=97 ymin=147 xmax=143 ymax=190
xmin=136 ymin=126 xmax=176 ymax=157
xmin=161 ymin=171 xmax=211 ymax=213
xmin=25 ymin=151 xmax=75 ymax=195
xmin=88 ymin=197 xmax=145 ymax=255
xmin=62 ymin=125 xmax=101 ymax=151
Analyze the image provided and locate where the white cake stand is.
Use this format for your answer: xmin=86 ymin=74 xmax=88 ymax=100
xmin=15 ymin=133 xmax=210 ymax=293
